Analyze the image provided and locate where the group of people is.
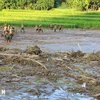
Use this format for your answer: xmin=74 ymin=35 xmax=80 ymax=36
xmin=1 ymin=23 xmax=63 ymax=43
xmin=49 ymin=24 xmax=63 ymax=32
xmin=21 ymin=23 xmax=63 ymax=33
xmin=34 ymin=24 xmax=63 ymax=33
xmin=3 ymin=23 xmax=15 ymax=43
xmin=35 ymin=25 xmax=43 ymax=32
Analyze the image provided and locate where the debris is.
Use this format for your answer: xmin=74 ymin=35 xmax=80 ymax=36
xmin=25 ymin=45 xmax=42 ymax=55
xmin=69 ymin=50 xmax=85 ymax=58
xmin=94 ymin=93 xmax=100 ymax=100
xmin=81 ymin=82 xmax=86 ymax=88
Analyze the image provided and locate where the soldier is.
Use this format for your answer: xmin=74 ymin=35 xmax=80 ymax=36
xmin=4 ymin=24 xmax=8 ymax=34
xmin=9 ymin=27 xmax=14 ymax=41
xmin=58 ymin=25 xmax=63 ymax=32
xmin=38 ymin=25 xmax=43 ymax=32
xmin=49 ymin=23 xmax=53 ymax=30
xmin=21 ymin=23 xmax=25 ymax=32
xmin=54 ymin=24 xmax=57 ymax=32
xmin=5 ymin=30 xmax=10 ymax=43
xmin=35 ymin=25 xmax=39 ymax=32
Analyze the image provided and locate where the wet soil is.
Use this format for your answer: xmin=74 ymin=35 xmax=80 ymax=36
xmin=0 ymin=28 xmax=100 ymax=100
xmin=0 ymin=28 xmax=100 ymax=52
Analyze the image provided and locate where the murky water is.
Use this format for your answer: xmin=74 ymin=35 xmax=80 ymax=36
xmin=0 ymin=78 xmax=94 ymax=100
xmin=0 ymin=70 xmax=95 ymax=100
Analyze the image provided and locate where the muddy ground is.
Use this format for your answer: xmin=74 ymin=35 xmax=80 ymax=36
xmin=0 ymin=27 xmax=100 ymax=52
xmin=0 ymin=28 xmax=100 ymax=100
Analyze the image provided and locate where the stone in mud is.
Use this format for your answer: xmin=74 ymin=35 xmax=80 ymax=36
xmin=25 ymin=45 xmax=42 ymax=55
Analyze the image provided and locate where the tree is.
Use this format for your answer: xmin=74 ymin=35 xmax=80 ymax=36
xmin=54 ymin=0 xmax=62 ymax=8
xmin=0 ymin=0 xmax=99 ymax=10
xmin=35 ymin=0 xmax=54 ymax=10
xmin=89 ymin=0 xmax=100 ymax=10
xmin=66 ymin=0 xmax=90 ymax=11
xmin=0 ymin=0 xmax=4 ymax=10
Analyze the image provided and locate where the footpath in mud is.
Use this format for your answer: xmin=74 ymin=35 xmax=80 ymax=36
xmin=0 ymin=46 xmax=100 ymax=100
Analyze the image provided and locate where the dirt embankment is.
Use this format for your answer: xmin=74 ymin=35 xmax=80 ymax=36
xmin=0 ymin=46 xmax=100 ymax=99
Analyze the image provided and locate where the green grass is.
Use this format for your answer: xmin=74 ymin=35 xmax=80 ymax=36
xmin=0 ymin=9 xmax=100 ymax=29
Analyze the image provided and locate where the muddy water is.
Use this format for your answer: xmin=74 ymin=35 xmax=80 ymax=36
xmin=0 ymin=28 xmax=100 ymax=53
xmin=0 ymin=28 xmax=99 ymax=100
xmin=0 ymin=75 xmax=94 ymax=100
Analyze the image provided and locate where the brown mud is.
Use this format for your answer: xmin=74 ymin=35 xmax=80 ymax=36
xmin=0 ymin=27 xmax=100 ymax=52
xmin=0 ymin=28 xmax=100 ymax=100
xmin=0 ymin=46 xmax=100 ymax=100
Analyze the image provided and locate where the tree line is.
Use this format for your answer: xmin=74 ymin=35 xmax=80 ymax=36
xmin=0 ymin=0 xmax=100 ymax=11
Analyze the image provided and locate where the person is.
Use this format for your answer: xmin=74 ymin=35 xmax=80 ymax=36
xmin=9 ymin=27 xmax=14 ymax=41
xmin=21 ymin=23 xmax=25 ymax=32
xmin=4 ymin=24 xmax=8 ymax=34
xmin=35 ymin=25 xmax=39 ymax=32
xmin=49 ymin=23 xmax=53 ymax=30
xmin=38 ymin=25 xmax=43 ymax=32
xmin=5 ymin=30 xmax=10 ymax=43
xmin=54 ymin=24 xmax=57 ymax=32
xmin=58 ymin=25 xmax=63 ymax=32
xmin=8 ymin=25 xmax=11 ymax=31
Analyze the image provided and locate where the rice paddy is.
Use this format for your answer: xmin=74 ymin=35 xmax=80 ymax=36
xmin=0 ymin=9 xmax=100 ymax=29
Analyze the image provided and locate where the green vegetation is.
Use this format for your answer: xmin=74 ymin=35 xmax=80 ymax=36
xmin=0 ymin=9 xmax=100 ymax=29
xmin=0 ymin=0 xmax=99 ymax=11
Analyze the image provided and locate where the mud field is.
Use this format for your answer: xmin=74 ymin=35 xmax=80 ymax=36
xmin=0 ymin=28 xmax=100 ymax=100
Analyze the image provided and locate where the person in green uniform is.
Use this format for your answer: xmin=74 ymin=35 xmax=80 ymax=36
xmin=54 ymin=24 xmax=57 ymax=32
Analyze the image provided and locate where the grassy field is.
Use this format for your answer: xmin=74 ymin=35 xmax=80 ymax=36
xmin=0 ymin=9 xmax=100 ymax=29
